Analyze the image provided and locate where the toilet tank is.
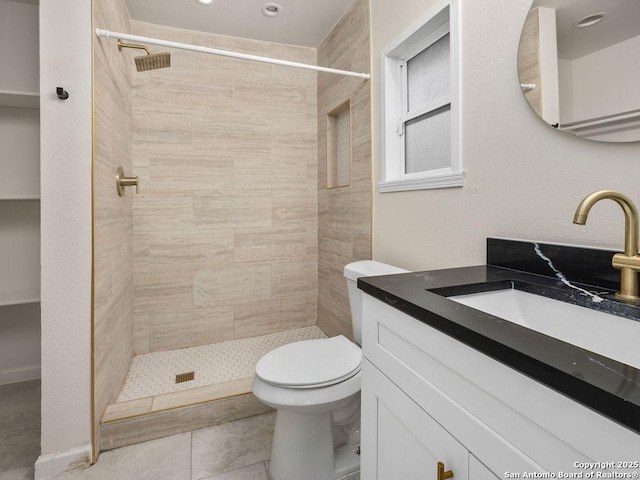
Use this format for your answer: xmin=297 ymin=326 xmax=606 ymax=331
xmin=343 ymin=260 xmax=409 ymax=345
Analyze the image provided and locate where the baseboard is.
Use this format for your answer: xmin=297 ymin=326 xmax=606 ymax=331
xmin=0 ymin=364 xmax=40 ymax=386
xmin=34 ymin=444 xmax=92 ymax=479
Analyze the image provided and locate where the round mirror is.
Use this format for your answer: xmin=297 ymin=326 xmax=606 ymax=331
xmin=517 ymin=0 xmax=640 ymax=142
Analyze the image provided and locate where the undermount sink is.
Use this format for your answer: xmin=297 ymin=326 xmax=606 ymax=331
xmin=449 ymin=288 xmax=640 ymax=369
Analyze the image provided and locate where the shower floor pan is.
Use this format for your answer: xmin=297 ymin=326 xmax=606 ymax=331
xmin=100 ymin=326 xmax=326 ymax=450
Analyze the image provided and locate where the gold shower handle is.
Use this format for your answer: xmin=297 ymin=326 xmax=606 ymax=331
xmin=437 ymin=462 xmax=454 ymax=480
xmin=116 ymin=167 xmax=139 ymax=196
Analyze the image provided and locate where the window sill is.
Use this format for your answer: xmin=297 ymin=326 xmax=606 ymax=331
xmin=378 ymin=171 xmax=465 ymax=193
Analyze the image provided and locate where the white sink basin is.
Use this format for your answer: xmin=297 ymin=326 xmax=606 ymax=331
xmin=450 ymin=289 xmax=640 ymax=369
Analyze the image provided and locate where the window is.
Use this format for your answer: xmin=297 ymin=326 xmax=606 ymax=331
xmin=379 ymin=1 xmax=463 ymax=193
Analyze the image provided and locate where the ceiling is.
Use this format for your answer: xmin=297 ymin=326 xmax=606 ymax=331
xmin=124 ymin=0 xmax=358 ymax=48
xmin=532 ymin=0 xmax=640 ymax=60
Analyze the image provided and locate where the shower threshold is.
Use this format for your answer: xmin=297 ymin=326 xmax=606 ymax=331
xmin=100 ymin=326 xmax=326 ymax=450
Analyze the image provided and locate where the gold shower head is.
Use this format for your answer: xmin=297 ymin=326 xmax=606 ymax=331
xmin=134 ymin=52 xmax=171 ymax=72
xmin=117 ymin=40 xmax=171 ymax=72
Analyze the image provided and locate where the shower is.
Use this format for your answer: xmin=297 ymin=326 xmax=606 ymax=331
xmin=92 ymin=0 xmax=372 ymax=461
xmin=117 ymin=39 xmax=170 ymax=71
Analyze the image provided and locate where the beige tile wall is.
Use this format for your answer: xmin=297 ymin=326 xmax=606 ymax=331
xmin=317 ymin=0 xmax=372 ymax=339
xmin=131 ymin=22 xmax=318 ymax=353
xmin=93 ymin=0 xmax=135 ymax=451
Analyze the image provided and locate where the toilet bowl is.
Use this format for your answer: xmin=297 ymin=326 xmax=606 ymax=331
xmin=251 ymin=261 xmax=409 ymax=480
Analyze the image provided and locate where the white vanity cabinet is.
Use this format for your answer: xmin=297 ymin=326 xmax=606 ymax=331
xmin=363 ymin=360 xmax=470 ymax=480
xmin=360 ymin=294 xmax=640 ymax=479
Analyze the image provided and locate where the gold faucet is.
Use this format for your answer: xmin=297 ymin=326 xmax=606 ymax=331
xmin=573 ymin=190 xmax=640 ymax=302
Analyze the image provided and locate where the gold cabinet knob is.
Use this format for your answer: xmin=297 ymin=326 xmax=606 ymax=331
xmin=438 ymin=462 xmax=454 ymax=480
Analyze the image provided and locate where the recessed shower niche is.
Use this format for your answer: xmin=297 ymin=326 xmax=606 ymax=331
xmin=326 ymin=99 xmax=351 ymax=189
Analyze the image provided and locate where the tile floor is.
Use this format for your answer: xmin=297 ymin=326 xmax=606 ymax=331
xmin=0 ymin=380 xmax=360 ymax=480
xmin=1 ymin=330 xmax=361 ymax=480
xmin=54 ymin=413 xmax=277 ymax=480
xmin=119 ymin=326 xmax=327 ymax=402
xmin=53 ymin=414 xmax=360 ymax=480
xmin=0 ymin=380 xmax=40 ymax=480
xmin=53 ymin=416 xmax=360 ymax=480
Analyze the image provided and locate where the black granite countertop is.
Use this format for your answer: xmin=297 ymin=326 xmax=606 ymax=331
xmin=357 ymin=239 xmax=640 ymax=434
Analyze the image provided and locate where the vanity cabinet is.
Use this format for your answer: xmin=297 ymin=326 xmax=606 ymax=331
xmin=361 ymin=294 xmax=640 ymax=479
xmin=363 ymin=360 xmax=469 ymax=480
xmin=362 ymin=357 xmax=538 ymax=480
xmin=0 ymin=0 xmax=41 ymax=385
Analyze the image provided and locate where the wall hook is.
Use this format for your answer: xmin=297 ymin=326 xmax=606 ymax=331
xmin=56 ymin=87 xmax=69 ymax=100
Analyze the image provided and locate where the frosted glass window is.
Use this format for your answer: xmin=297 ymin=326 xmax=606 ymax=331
xmin=407 ymin=34 xmax=450 ymax=112
xmin=405 ymin=105 xmax=451 ymax=174
xmin=379 ymin=1 xmax=462 ymax=192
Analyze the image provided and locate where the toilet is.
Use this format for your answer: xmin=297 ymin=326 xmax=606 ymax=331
xmin=252 ymin=260 xmax=409 ymax=480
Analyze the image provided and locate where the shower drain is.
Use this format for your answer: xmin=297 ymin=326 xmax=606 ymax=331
xmin=175 ymin=371 xmax=195 ymax=384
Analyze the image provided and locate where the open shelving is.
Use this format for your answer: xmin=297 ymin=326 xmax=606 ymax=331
xmin=0 ymin=89 xmax=39 ymax=109
xmin=0 ymin=289 xmax=40 ymax=307
xmin=0 ymin=0 xmax=41 ymax=386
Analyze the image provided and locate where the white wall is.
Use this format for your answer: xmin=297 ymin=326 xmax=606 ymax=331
xmin=371 ymin=0 xmax=640 ymax=271
xmin=558 ymin=58 xmax=573 ymax=124
xmin=568 ymin=34 xmax=640 ymax=122
xmin=38 ymin=0 xmax=93 ymax=476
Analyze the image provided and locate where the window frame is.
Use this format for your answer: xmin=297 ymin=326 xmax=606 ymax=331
xmin=378 ymin=0 xmax=463 ymax=193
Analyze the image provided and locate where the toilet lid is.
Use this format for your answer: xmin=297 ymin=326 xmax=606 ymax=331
xmin=255 ymin=336 xmax=362 ymax=388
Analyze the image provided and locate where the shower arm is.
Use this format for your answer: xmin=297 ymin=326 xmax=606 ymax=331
xmin=96 ymin=29 xmax=371 ymax=80
xmin=117 ymin=40 xmax=151 ymax=55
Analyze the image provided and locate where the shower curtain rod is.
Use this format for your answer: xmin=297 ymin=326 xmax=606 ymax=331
xmin=96 ymin=29 xmax=371 ymax=80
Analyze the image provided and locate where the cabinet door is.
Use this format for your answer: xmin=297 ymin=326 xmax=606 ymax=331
xmin=361 ymin=359 xmax=468 ymax=480
xmin=469 ymin=455 xmax=500 ymax=480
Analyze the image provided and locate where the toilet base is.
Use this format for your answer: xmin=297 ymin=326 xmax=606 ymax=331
xmin=268 ymin=409 xmax=360 ymax=480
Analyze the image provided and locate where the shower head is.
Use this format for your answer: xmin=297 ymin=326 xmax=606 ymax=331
xmin=134 ymin=52 xmax=171 ymax=72
xmin=117 ymin=40 xmax=171 ymax=72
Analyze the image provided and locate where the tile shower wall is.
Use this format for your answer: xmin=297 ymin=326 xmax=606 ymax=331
xmin=131 ymin=22 xmax=318 ymax=354
xmin=317 ymin=0 xmax=372 ymax=339
xmin=93 ymin=0 xmax=135 ymax=450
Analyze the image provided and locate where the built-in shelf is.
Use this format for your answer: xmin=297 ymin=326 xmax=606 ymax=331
xmin=0 ymin=195 xmax=40 ymax=201
xmin=560 ymin=108 xmax=640 ymax=137
xmin=0 ymin=89 xmax=39 ymax=109
xmin=0 ymin=289 xmax=40 ymax=307
xmin=0 ymin=0 xmax=42 ymax=387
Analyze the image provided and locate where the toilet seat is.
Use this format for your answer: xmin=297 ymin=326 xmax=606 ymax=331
xmin=255 ymin=335 xmax=362 ymax=389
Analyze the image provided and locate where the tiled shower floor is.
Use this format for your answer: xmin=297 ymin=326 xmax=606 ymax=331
xmin=117 ymin=326 xmax=327 ymax=402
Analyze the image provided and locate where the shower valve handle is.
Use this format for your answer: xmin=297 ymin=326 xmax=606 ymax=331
xmin=116 ymin=167 xmax=139 ymax=196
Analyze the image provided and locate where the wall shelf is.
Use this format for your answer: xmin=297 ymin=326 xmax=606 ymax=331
xmin=0 ymin=195 xmax=40 ymax=201
xmin=560 ymin=108 xmax=640 ymax=138
xmin=0 ymin=89 xmax=39 ymax=109
xmin=0 ymin=289 xmax=40 ymax=307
